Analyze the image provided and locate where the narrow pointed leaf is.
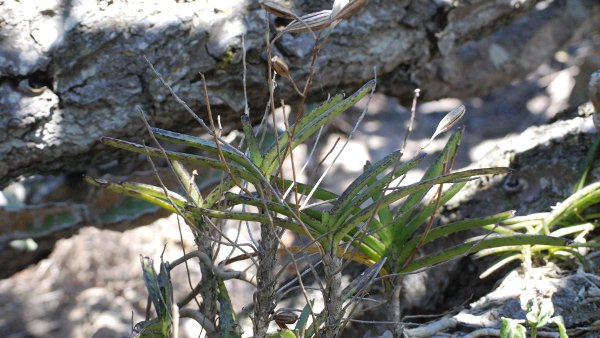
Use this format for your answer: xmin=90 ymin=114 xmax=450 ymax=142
xmin=389 ymin=181 xmax=467 ymax=253
xmin=241 ymin=114 xmax=263 ymax=166
xmin=85 ymin=176 xmax=183 ymax=215
xmin=223 ymin=192 xmax=324 ymax=232
xmin=330 ymin=152 xmax=426 ymax=231
xmin=141 ymin=256 xmax=161 ymax=317
xmin=335 ymin=167 xmax=510 ymax=242
xmin=157 ymin=260 xmax=174 ymax=326
xmin=218 ymin=278 xmax=242 ymax=338
xmin=101 ymin=137 xmax=259 ymax=184
xmin=340 ymin=258 xmax=386 ymax=301
xmin=394 ymin=128 xmax=463 ymax=228
xmin=151 ymin=128 xmax=259 ymax=173
xmin=399 ymin=235 xmax=572 ymax=273
xmin=297 ymin=93 xmax=344 ymax=131
xmin=171 ymin=160 xmax=204 ymax=206
xmin=573 ymin=136 xmax=600 ymax=192
xmin=295 ymin=300 xmax=314 ymax=334
xmin=543 ymin=182 xmax=600 ymax=231
xmin=262 ymin=80 xmax=375 ymax=176
xmin=283 ymin=180 xmax=340 ymax=202
xmin=186 ymin=204 xmax=313 ymax=237
xmin=331 ymin=149 xmax=403 ymax=213
xmin=396 ymin=210 xmax=515 ymax=264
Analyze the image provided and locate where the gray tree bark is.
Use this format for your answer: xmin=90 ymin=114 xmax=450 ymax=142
xmin=1 ymin=0 xmax=599 ymax=188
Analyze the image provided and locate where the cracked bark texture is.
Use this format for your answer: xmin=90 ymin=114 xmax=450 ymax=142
xmin=1 ymin=0 xmax=599 ymax=189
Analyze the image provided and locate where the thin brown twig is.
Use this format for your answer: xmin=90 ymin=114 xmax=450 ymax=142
xmin=138 ymin=110 xmax=207 ymax=311
xmin=281 ymin=101 xmax=301 ymax=209
xmin=403 ymin=129 xmax=461 ymax=268
xmin=264 ymin=14 xmax=328 ymax=330
xmin=200 ymin=72 xmax=253 ymax=196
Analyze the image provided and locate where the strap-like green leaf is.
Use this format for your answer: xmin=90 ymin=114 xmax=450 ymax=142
xmin=157 ymin=260 xmax=173 ymax=327
xmin=186 ymin=204 xmax=314 ymax=237
xmin=390 ymin=182 xmax=467 ymax=253
xmin=396 ymin=210 xmax=515 ymax=266
xmin=573 ymin=136 xmax=600 ymax=193
xmin=262 ymin=80 xmax=376 ymax=176
xmin=334 ymin=167 xmax=510 ymax=243
xmin=543 ymin=182 xmax=600 ymax=233
xmin=298 ymin=94 xmax=345 ymax=131
xmin=260 ymin=95 xmax=344 ymax=177
xmin=283 ymin=180 xmax=340 ymax=202
xmin=393 ymin=129 xmax=463 ymax=229
xmin=295 ymin=299 xmax=314 ymax=335
xmin=85 ymin=176 xmax=182 ymax=215
xmin=399 ymin=235 xmax=571 ymax=273
xmin=102 ymin=137 xmax=260 ymax=184
xmin=140 ymin=256 xmax=173 ymax=337
xmin=332 ymin=150 xmax=403 ymax=213
xmin=218 ymin=278 xmax=242 ymax=338
xmin=151 ymin=128 xmax=259 ymax=174
xmin=171 ymin=160 xmax=204 ymax=206
xmin=224 ymin=192 xmax=324 ymax=233
xmin=241 ymin=114 xmax=264 ymax=166
xmin=329 ymin=153 xmax=426 ymax=232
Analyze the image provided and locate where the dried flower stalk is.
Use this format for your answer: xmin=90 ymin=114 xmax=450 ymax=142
xmin=259 ymin=0 xmax=298 ymax=19
xmin=281 ymin=10 xmax=333 ymax=34
xmin=332 ymin=0 xmax=368 ymax=20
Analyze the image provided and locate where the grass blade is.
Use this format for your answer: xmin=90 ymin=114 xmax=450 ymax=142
xmin=399 ymin=235 xmax=572 ymax=273
xmin=396 ymin=210 xmax=515 ymax=266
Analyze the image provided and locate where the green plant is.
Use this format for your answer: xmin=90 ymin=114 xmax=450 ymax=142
xmin=85 ymin=1 xmax=582 ymax=337
xmin=477 ymin=136 xmax=600 ymax=278
xmin=480 ymin=136 xmax=600 ymax=338
xmin=89 ymin=85 xmax=577 ymax=336
xmin=500 ymin=297 xmax=567 ymax=338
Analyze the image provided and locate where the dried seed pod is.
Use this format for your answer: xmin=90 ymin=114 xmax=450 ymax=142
xmin=274 ymin=310 xmax=298 ymax=329
xmin=271 ymin=55 xmax=304 ymax=96
xmin=332 ymin=0 xmax=368 ymax=21
xmin=259 ymin=0 xmax=298 ymax=20
xmin=281 ymin=9 xmax=333 ymax=34
xmin=271 ymin=55 xmax=292 ymax=79
xmin=422 ymin=105 xmax=466 ymax=149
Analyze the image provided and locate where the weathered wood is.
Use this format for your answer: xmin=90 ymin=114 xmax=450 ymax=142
xmin=1 ymin=0 xmax=599 ymax=188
